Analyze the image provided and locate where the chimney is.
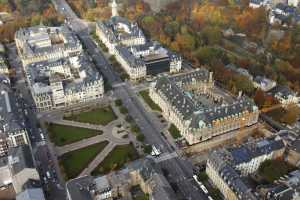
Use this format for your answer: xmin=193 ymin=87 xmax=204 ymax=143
xmin=209 ymin=72 xmax=213 ymax=83
xmin=238 ymin=91 xmax=242 ymax=99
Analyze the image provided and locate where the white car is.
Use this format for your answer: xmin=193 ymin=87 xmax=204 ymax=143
xmin=200 ymin=185 xmax=208 ymax=194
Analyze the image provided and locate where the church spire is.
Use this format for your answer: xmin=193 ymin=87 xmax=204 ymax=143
xmin=112 ymin=0 xmax=118 ymax=17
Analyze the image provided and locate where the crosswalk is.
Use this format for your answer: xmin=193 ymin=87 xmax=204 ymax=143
xmin=155 ymin=151 xmax=178 ymax=163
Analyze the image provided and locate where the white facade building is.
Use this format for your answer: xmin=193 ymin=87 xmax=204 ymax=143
xmin=15 ymin=25 xmax=104 ymax=112
xmin=149 ymin=69 xmax=259 ymax=145
xmin=95 ymin=1 xmax=181 ymax=80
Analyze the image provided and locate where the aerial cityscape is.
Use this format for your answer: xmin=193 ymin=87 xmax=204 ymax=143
xmin=0 ymin=0 xmax=299 ymax=200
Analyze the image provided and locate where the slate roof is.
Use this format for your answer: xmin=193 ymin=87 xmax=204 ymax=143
xmin=0 ymin=82 xmax=26 ymax=136
xmin=15 ymin=25 xmax=81 ymax=58
xmin=66 ymin=176 xmax=95 ymax=200
xmin=229 ymin=138 xmax=285 ymax=165
xmin=8 ymin=145 xmax=34 ymax=175
xmin=16 ymin=188 xmax=45 ymax=200
xmin=153 ymin=69 xmax=258 ymax=128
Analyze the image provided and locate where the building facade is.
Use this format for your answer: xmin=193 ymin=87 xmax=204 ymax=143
xmin=95 ymin=1 xmax=181 ymax=80
xmin=66 ymin=158 xmax=176 ymax=200
xmin=149 ymin=69 xmax=259 ymax=145
xmin=206 ymin=137 xmax=285 ymax=200
xmin=15 ymin=25 xmax=104 ymax=112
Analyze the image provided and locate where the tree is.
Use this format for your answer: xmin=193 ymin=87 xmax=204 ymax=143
xmin=254 ymin=89 xmax=265 ymax=108
xmin=164 ymin=21 xmax=180 ymax=39
xmin=201 ymin=25 xmax=222 ymax=45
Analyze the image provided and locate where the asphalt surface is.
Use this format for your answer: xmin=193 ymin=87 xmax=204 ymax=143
xmin=6 ymin=44 xmax=66 ymax=200
xmin=50 ymin=0 xmax=210 ymax=199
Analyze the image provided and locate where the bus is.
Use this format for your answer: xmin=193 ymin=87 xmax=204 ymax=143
xmin=151 ymin=145 xmax=161 ymax=157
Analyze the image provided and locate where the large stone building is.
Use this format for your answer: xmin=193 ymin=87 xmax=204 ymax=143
xmin=0 ymin=145 xmax=40 ymax=195
xmin=15 ymin=26 xmax=104 ymax=112
xmin=66 ymin=158 xmax=176 ymax=200
xmin=206 ymin=137 xmax=285 ymax=200
xmin=149 ymin=68 xmax=259 ymax=145
xmin=95 ymin=1 xmax=181 ymax=80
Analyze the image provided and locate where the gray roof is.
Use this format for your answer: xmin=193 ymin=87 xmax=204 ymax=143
xmin=208 ymin=150 xmax=259 ymax=200
xmin=97 ymin=16 xmax=144 ymax=44
xmin=153 ymin=69 xmax=257 ymax=128
xmin=128 ymin=158 xmax=177 ymax=200
xmin=229 ymin=138 xmax=285 ymax=165
xmin=66 ymin=176 xmax=95 ymax=200
xmin=208 ymin=137 xmax=286 ymax=200
xmin=16 ymin=188 xmax=45 ymax=200
xmin=290 ymin=139 xmax=300 ymax=153
xmin=115 ymin=45 xmax=145 ymax=68
xmin=271 ymin=85 xmax=297 ymax=99
xmin=0 ymin=82 xmax=26 ymax=136
xmin=26 ymin=54 xmax=102 ymax=95
xmin=15 ymin=25 xmax=81 ymax=59
xmin=8 ymin=145 xmax=34 ymax=175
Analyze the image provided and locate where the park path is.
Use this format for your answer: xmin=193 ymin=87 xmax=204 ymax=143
xmin=56 ymin=131 xmax=129 ymax=156
xmin=79 ymin=142 xmax=116 ymax=176
xmin=47 ymin=103 xmax=138 ymax=177
xmin=50 ymin=119 xmax=105 ymax=130
xmin=54 ymin=117 xmax=130 ymax=156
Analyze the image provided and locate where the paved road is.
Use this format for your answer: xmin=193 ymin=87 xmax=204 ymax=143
xmin=6 ymin=43 xmax=66 ymax=200
xmin=51 ymin=0 xmax=209 ymax=199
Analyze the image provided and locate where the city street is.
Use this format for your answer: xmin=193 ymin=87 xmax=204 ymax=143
xmin=7 ymin=41 xmax=67 ymax=200
xmin=50 ymin=0 xmax=211 ymax=199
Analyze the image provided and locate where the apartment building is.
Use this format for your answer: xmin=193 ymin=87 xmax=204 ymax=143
xmin=15 ymin=25 xmax=104 ymax=112
xmin=206 ymin=137 xmax=285 ymax=200
xmin=95 ymin=1 xmax=181 ymax=80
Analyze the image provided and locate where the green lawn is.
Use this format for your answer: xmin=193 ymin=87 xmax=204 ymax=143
xmin=139 ymin=90 xmax=162 ymax=112
xmin=91 ymin=144 xmax=139 ymax=176
xmin=48 ymin=124 xmax=102 ymax=146
xmin=59 ymin=141 xmax=108 ymax=180
xmin=168 ymin=124 xmax=182 ymax=139
xmin=259 ymin=159 xmax=296 ymax=183
xmin=64 ymin=107 xmax=117 ymax=125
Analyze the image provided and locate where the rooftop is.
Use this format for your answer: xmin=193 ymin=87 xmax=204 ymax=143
xmin=15 ymin=25 xmax=81 ymax=58
xmin=8 ymin=145 xmax=35 ymax=176
xmin=153 ymin=69 xmax=258 ymax=128
xmin=66 ymin=176 xmax=95 ymax=200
